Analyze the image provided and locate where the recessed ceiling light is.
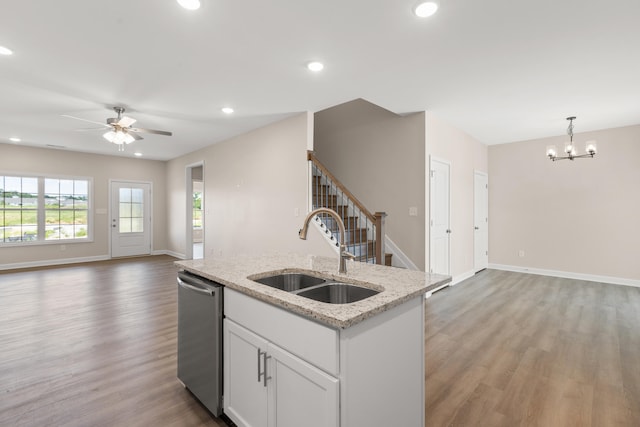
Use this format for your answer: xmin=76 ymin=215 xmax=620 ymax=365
xmin=134 ymin=152 xmax=143 ymax=157
xmin=307 ymin=61 xmax=324 ymax=72
xmin=177 ymin=0 xmax=201 ymax=10
xmin=222 ymin=107 xmax=234 ymax=114
xmin=414 ymin=1 xmax=439 ymax=18
xmin=0 ymin=46 xmax=13 ymax=56
xmin=9 ymin=137 xmax=21 ymax=142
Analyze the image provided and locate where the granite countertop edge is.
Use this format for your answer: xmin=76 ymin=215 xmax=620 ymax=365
xmin=175 ymin=254 xmax=451 ymax=329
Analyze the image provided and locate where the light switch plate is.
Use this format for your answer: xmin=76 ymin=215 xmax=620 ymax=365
xmin=409 ymin=207 xmax=418 ymax=216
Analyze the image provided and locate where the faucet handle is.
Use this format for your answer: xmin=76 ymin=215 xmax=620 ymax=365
xmin=342 ymin=250 xmax=356 ymax=260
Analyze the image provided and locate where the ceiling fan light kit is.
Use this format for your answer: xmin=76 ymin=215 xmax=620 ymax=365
xmin=414 ymin=1 xmax=439 ymax=18
xmin=64 ymin=106 xmax=172 ymax=153
xmin=546 ymin=117 xmax=597 ymax=161
xmin=177 ymin=0 xmax=201 ymax=10
xmin=103 ymin=130 xmax=135 ymax=150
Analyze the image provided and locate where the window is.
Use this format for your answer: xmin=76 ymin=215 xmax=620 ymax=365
xmin=0 ymin=174 xmax=91 ymax=244
xmin=193 ymin=191 xmax=202 ymax=229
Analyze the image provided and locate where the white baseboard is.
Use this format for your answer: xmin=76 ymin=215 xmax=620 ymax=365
xmin=489 ymin=263 xmax=640 ymax=288
xmin=153 ymin=249 xmax=185 ymax=259
xmin=385 ymin=236 xmax=419 ymax=270
xmin=425 ymin=282 xmax=449 ymax=299
xmin=425 ymin=269 xmax=474 ymax=299
xmin=0 ymin=255 xmax=110 ymax=271
xmin=0 ymin=251 xmax=183 ymax=271
xmin=452 ymin=270 xmax=475 ymax=286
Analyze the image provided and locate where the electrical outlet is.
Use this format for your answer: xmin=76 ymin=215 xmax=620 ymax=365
xmin=518 ymin=250 xmax=525 ymax=257
xmin=294 ymin=207 xmax=300 ymax=217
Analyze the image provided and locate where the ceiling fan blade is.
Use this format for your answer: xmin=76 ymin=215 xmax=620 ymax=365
xmin=130 ymin=132 xmax=143 ymax=141
xmin=74 ymin=127 xmax=106 ymax=132
xmin=118 ymin=116 xmax=137 ymax=127
xmin=62 ymin=114 xmax=111 ymax=127
xmin=129 ymin=127 xmax=172 ymax=136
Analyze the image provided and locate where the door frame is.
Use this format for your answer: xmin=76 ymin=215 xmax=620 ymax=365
xmin=473 ymin=170 xmax=489 ymax=273
xmin=185 ymin=161 xmax=205 ymax=260
xmin=429 ymin=156 xmax=451 ymax=276
xmin=108 ymin=179 xmax=153 ymax=258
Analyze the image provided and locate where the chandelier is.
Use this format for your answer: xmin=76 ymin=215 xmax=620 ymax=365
xmin=546 ymin=117 xmax=597 ymax=161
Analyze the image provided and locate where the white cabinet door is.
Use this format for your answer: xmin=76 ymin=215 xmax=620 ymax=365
xmin=224 ymin=320 xmax=269 ymax=427
xmin=267 ymin=343 xmax=339 ymax=427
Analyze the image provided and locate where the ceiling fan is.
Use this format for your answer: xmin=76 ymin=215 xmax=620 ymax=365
xmin=63 ymin=106 xmax=173 ymax=151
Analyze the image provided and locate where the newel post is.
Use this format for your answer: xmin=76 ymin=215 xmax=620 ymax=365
xmin=374 ymin=212 xmax=387 ymax=265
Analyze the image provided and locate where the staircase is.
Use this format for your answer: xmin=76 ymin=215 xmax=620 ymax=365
xmin=308 ymin=152 xmax=392 ymax=266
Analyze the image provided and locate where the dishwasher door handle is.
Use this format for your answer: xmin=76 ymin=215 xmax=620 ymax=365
xmin=177 ymin=277 xmax=214 ymax=296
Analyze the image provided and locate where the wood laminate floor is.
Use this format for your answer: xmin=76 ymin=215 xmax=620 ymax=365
xmin=2 ymin=258 xmax=639 ymax=426
xmin=426 ymin=269 xmax=640 ymax=426
xmin=0 ymin=256 xmax=227 ymax=427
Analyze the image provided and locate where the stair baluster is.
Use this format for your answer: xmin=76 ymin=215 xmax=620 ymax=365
xmin=307 ymin=151 xmax=389 ymax=266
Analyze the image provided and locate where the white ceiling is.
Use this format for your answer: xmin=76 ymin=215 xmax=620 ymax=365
xmin=1 ymin=0 xmax=639 ymax=160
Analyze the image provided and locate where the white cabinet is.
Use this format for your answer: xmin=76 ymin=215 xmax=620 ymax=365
xmin=224 ymin=320 xmax=268 ymax=427
xmin=223 ymin=288 xmax=425 ymax=427
xmin=224 ymin=319 xmax=339 ymax=427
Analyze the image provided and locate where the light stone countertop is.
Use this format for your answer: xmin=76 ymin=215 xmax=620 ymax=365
xmin=175 ymin=253 xmax=451 ymax=329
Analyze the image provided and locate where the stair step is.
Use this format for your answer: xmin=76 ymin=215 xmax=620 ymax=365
xmin=312 ymin=184 xmax=333 ymax=197
xmin=323 ymin=227 xmax=368 ymax=244
xmin=321 ymin=215 xmax=359 ymax=229
xmin=313 ymin=194 xmax=338 ymax=207
xmin=355 ymin=252 xmax=393 ymax=267
xmin=347 ymin=240 xmax=376 ymax=258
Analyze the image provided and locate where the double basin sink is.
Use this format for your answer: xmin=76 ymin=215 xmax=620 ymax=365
xmin=250 ymin=272 xmax=379 ymax=304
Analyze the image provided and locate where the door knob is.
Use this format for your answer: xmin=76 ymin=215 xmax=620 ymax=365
xmin=446 ymin=229 xmax=451 ymax=233
xmin=474 ymin=226 xmax=479 ymax=230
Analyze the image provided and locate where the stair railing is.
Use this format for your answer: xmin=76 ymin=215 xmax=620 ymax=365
xmin=307 ymin=151 xmax=386 ymax=265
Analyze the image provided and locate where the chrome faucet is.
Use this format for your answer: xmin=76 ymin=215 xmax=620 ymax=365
xmin=299 ymin=207 xmax=355 ymax=274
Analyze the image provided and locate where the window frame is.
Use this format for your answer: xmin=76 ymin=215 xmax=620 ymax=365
xmin=0 ymin=173 xmax=93 ymax=246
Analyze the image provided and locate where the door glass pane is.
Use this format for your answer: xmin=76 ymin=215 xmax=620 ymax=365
xmin=131 ymin=203 xmax=143 ymax=217
xmin=119 ymin=188 xmax=131 ymax=203
xmin=131 ymin=188 xmax=143 ymax=203
xmin=131 ymin=218 xmax=143 ymax=233
xmin=119 ymin=218 xmax=132 ymax=233
xmin=120 ymin=202 xmax=131 ymax=218
xmin=118 ymin=187 xmax=144 ymax=234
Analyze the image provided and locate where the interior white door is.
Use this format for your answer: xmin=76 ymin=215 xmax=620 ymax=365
xmin=429 ymin=159 xmax=451 ymax=275
xmin=474 ymin=171 xmax=489 ymax=272
xmin=110 ymin=181 xmax=151 ymax=257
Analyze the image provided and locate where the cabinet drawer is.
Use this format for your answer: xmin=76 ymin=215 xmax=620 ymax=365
xmin=225 ymin=289 xmax=339 ymax=376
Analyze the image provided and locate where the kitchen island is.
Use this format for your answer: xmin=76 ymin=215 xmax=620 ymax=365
xmin=176 ymin=254 xmax=450 ymax=427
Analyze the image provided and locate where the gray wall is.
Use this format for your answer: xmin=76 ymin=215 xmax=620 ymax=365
xmin=425 ymin=112 xmax=488 ymax=280
xmin=489 ymin=123 xmax=640 ymax=281
xmin=0 ymin=143 xmax=167 ymax=268
xmin=314 ymin=99 xmax=426 ymax=270
xmin=166 ymin=113 xmax=334 ymax=259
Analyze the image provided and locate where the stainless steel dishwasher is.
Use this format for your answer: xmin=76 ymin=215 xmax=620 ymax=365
xmin=177 ymin=270 xmax=223 ymax=416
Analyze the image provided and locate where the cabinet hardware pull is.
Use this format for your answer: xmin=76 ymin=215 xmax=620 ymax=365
xmin=257 ymin=348 xmax=263 ymax=383
xmin=263 ymin=352 xmax=271 ymax=387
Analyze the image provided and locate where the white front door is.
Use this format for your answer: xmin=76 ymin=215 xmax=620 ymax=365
xmin=474 ymin=171 xmax=489 ymax=272
xmin=110 ymin=181 xmax=151 ymax=257
xmin=429 ymin=158 xmax=450 ymax=275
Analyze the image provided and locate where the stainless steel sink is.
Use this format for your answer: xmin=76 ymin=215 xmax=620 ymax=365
xmin=295 ymin=283 xmax=379 ymax=304
xmin=252 ymin=273 xmax=327 ymax=292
